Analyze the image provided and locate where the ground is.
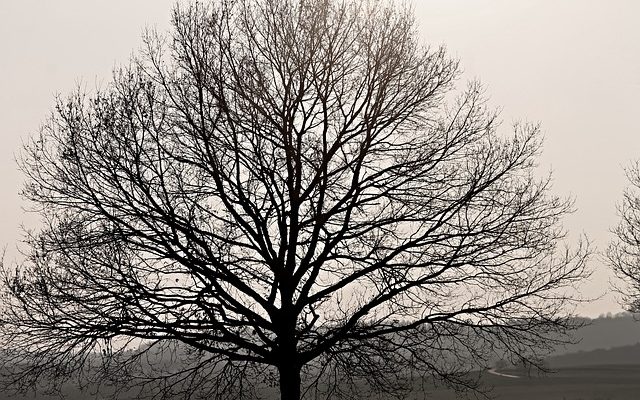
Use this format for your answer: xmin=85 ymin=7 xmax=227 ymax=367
xmin=419 ymin=365 xmax=640 ymax=400
xmin=5 ymin=364 xmax=640 ymax=399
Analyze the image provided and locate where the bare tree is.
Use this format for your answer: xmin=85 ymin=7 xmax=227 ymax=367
xmin=0 ymin=1 xmax=588 ymax=399
xmin=608 ymin=162 xmax=640 ymax=312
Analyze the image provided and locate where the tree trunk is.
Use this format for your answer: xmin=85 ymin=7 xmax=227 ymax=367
xmin=278 ymin=287 xmax=301 ymax=399
xmin=278 ymin=361 xmax=301 ymax=400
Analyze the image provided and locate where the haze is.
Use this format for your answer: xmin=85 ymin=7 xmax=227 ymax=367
xmin=1 ymin=0 xmax=638 ymax=317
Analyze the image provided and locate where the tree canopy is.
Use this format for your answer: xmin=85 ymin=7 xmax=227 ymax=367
xmin=0 ymin=1 xmax=588 ymax=399
xmin=609 ymin=162 xmax=640 ymax=313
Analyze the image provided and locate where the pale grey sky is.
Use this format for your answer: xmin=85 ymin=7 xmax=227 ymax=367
xmin=1 ymin=1 xmax=638 ymax=317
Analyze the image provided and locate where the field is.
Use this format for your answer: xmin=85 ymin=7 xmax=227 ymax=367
xmin=4 ymin=365 xmax=640 ymax=399
xmin=420 ymin=365 xmax=640 ymax=400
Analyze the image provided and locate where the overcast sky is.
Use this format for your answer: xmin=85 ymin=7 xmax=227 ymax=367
xmin=1 ymin=0 xmax=638 ymax=317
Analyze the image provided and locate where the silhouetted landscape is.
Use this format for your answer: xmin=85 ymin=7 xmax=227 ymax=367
xmin=2 ymin=0 xmax=639 ymax=399
xmin=3 ymin=314 xmax=640 ymax=399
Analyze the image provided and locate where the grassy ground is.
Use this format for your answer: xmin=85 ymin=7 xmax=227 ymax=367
xmin=5 ymin=365 xmax=640 ymax=399
xmin=420 ymin=365 xmax=640 ymax=400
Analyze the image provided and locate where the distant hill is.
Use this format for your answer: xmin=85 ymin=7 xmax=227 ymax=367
xmin=547 ymin=343 xmax=640 ymax=368
xmin=553 ymin=313 xmax=640 ymax=355
xmin=527 ymin=313 xmax=640 ymax=369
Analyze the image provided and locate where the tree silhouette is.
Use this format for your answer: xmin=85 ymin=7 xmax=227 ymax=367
xmin=609 ymin=162 xmax=640 ymax=313
xmin=1 ymin=1 xmax=588 ymax=399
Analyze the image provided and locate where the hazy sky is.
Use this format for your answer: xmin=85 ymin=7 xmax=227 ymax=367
xmin=1 ymin=1 xmax=638 ymax=317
